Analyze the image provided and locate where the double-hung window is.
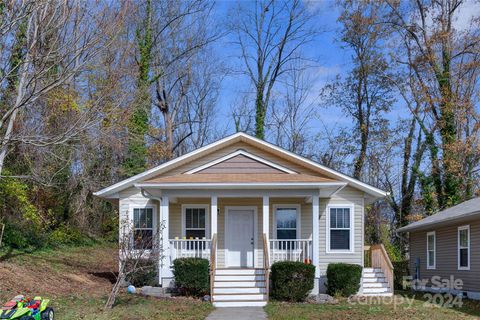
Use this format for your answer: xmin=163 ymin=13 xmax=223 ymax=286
xmin=184 ymin=207 xmax=207 ymax=239
xmin=328 ymin=206 xmax=353 ymax=252
xmin=275 ymin=206 xmax=299 ymax=240
xmin=458 ymin=225 xmax=470 ymax=270
xmin=133 ymin=208 xmax=153 ymax=249
xmin=427 ymin=231 xmax=436 ymax=269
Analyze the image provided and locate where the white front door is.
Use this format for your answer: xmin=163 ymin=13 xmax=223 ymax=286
xmin=226 ymin=208 xmax=255 ymax=267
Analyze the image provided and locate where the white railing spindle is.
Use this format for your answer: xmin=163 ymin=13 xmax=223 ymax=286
xmin=269 ymin=239 xmax=313 ymax=265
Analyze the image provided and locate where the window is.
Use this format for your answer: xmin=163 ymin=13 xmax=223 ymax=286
xmin=275 ymin=207 xmax=299 ymax=239
xmin=458 ymin=225 xmax=470 ymax=270
xmin=184 ymin=207 xmax=207 ymax=239
xmin=328 ymin=206 xmax=353 ymax=252
xmin=427 ymin=231 xmax=436 ymax=269
xmin=133 ymin=208 xmax=153 ymax=249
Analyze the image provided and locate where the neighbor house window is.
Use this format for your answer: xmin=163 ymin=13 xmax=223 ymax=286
xmin=184 ymin=207 xmax=207 ymax=239
xmin=427 ymin=231 xmax=436 ymax=269
xmin=133 ymin=208 xmax=153 ymax=249
xmin=275 ymin=206 xmax=299 ymax=239
xmin=328 ymin=206 xmax=353 ymax=252
xmin=458 ymin=225 xmax=470 ymax=270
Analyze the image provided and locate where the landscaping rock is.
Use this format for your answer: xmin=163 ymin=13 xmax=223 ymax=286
xmin=203 ymin=295 xmax=211 ymax=302
xmin=308 ymin=293 xmax=338 ymax=304
xmin=140 ymin=286 xmax=172 ymax=298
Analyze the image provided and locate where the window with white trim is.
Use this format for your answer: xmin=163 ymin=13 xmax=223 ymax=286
xmin=133 ymin=208 xmax=153 ymax=249
xmin=458 ymin=225 xmax=470 ymax=270
xmin=275 ymin=207 xmax=299 ymax=239
xmin=329 ymin=207 xmax=352 ymax=251
xmin=185 ymin=207 xmax=206 ymax=239
xmin=427 ymin=231 xmax=435 ymax=269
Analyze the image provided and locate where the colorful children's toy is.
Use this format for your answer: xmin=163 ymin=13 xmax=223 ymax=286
xmin=0 ymin=295 xmax=54 ymax=320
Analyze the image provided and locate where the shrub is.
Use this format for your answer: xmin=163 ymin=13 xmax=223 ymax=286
xmin=126 ymin=260 xmax=158 ymax=287
xmin=47 ymin=225 xmax=94 ymax=247
xmin=270 ymin=261 xmax=315 ymax=302
xmin=393 ymin=260 xmax=410 ymax=290
xmin=172 ymin=258 xmax=209 ymax=297
xmin=326 ymin=263 xmax=362 ymax=297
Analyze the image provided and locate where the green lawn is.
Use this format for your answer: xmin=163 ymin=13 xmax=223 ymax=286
xmin=266 ymin=292 xmax=480 ymax=320
xmin=51 ymin=294 xmax=213 ymax=320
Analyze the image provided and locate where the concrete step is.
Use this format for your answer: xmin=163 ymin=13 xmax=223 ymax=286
xmin=362 ymin=272 xmax=385 ymax=278
xmin=213 ymin=287 xmax=266 ymax=294
xmin=214 ymin=274 xmax=265 ymax=281
xmin=361 ymin=292 xmax=394 ymax=297
xmin=362 ymin=287 xmax=391 ymax=294
xmin=212 ymin=293 xmax=267 ymax=301
xmin=363 ymin=268 xmax=382 ymax=273
xmin=213 ymin=301 xmax=267 ymax=307
xmin=362 ymin=282 xmax=389 ymax=288
xmin=362 ymin=277 xmax=386 ymax=283
xmin=216 ymin=269 xmax=264 ymax=275
xmin=214 ymin=281 xmax=265 ymax=288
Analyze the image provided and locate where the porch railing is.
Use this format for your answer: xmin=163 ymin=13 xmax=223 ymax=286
xmin=169 ymin=238 xmax=212 ymax=264
xmin=269 ymin=239 xmax=313 ymax=264
xmin=364 ymin=244 xmax=394 ymax=292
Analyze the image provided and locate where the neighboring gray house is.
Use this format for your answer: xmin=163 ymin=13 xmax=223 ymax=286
xmin=398 ymin=198 xmax=480 ymax=300
xmin=95 ymin=132 xmax=391 ymax=307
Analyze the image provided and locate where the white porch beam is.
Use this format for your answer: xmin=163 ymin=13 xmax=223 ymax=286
xmin=262 ymin=196 xmax=269 ymax=240
xmin=211 ymin=195 xmax=218 ymax=237
xmin=160 ymin=195 xmax=172 ymax=280
xmin=312 ymin=195 xmax=320 ymax=278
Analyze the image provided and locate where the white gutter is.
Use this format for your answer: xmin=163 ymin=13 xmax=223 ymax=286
xmin=134 ymin=182 xmax=347 ymax=190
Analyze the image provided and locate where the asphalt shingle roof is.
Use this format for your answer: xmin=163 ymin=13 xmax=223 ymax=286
xmin=397 ymin=197 xmax=480 ymax=233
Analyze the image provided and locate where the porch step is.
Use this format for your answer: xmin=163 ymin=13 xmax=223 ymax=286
xmin=215 ymin=268 xmax=264 ymax=275
xmin=212 ymin=268 xmax=267 ymax=307
xmin=214 ymin=274 xmax=265 ymax=281
xmin=213 ymin=301 xmax=267 ymax=307
xmin=360 ymin=268 xmax=393 ymax=296
xmin=214 ymin=287 xmax=266 ymax=294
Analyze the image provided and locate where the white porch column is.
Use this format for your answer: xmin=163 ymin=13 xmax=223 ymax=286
xmin=160 ymin=195 xmax=172 ymax=280
xmin=262 ymin=196 xmax=269 ymax=240
xmin=211 ymin=195 xmax=218 ymax=237
xmin=312 ymin=195 xmax=320 ymax=278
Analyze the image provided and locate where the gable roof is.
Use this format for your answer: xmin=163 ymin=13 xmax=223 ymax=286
xmin=397 ymin=197 xmax=480 ymax=233
xmin=94 ymin=132 xmax=387 ymax=199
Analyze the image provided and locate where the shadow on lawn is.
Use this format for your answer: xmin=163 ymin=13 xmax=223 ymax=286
xmin=396 ymin=290 xmax=480 ymax=318
xmin=0 ymin=247 xmax=33 ymax=262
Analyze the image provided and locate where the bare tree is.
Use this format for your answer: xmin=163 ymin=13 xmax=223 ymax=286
xmin=0 ymin=1 xmax=126 ymax=175
xmin=229 ymin=0 xmax=318 ymax=139
xmin=105 ymin=217 xmax=164 ymax=310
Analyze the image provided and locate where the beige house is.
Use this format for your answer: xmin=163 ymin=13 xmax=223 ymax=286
xmin=95 ymin=132 xmax=391 ymax=307
xmin=398 ymin=198 xmax=480 ymax=300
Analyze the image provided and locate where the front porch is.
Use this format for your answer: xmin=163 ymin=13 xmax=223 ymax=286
xmin=159 ymin=194 xmax=319 ymax=277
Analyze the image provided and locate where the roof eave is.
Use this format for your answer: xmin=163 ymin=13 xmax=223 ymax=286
xmin=134 ymin=182 xmax=347 ymax=190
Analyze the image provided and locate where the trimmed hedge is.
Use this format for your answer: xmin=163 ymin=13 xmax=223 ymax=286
xmin=172 ymin=258 xmax=209 ymax=297
xmin=326 ymin=263 xmax=362 ymax=297
xmin=393 ymin=260 xmax=410 ymax=290
xmin=271 ymin=261 xmax=315 ymax=302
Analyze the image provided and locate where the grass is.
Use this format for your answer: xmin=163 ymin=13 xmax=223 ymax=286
xmin=265 ymin=292 xmax=480 ymax=320
xmin=0 ymin=244 xmax=213 ymax=320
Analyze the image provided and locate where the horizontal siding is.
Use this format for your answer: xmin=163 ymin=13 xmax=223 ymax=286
xmin=409 ymin=219 xmax=480 ymax=292
xmin=318 ymin=186 xmax=364 ymax=277
xmin=153 ymin=141 xmax=326 ymax=177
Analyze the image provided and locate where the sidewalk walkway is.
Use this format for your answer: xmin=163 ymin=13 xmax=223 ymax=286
xmin=206 ymin=307 xmax=267 ymax=320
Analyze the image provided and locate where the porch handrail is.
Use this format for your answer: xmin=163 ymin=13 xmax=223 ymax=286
xmin=262 ymin=233 xmax=270 ymax=301
xmin=269 ymin=239 xmax=313 ymax=264
xmin=369 ymin=244 xmax=394 ymax=292
xmin=210 ymin=234 xmax=217 ymax=303
xmin=169 ymin=238 xmax=212 ymax=263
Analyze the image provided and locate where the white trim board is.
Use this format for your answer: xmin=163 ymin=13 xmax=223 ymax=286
xmin=224 ymin=206 xmax=258 ymax=268
xmin=458 ymin=225 xmax=470 ymax=271
xmin=325 ymin=203 xmax=355 ymax=254
xmin=185 ymin=149 xmax=297 ymax=174
xmin=94 ymin=132 xmax=387 ymax=199
xmin=426 ymin=231 xmax=436 ymax=270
